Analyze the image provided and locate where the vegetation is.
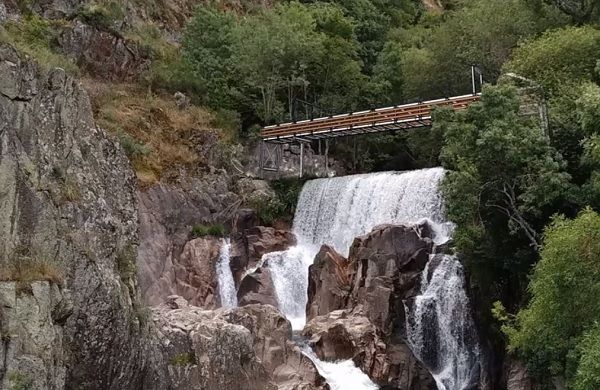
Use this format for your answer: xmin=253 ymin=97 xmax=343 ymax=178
xmin=0 ymin=14 xmax=79 ymax=74
xmin=0 ymin=257 xmax=64 ymax=286
xmin=191 ymin=224 xmax=227 ymax=238
xmin=169 ymin=352 xmax=196 ymax=366
xmin=7 ymin=371 xmax=33 ymax=390
xmin=499 ymin=209 xmax=600 ymax=386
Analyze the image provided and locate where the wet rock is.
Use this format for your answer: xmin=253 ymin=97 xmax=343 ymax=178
xmin=306 ymin=245 xmax=352 ymax=321
xmin=137 ymin=174 xmax=239 ymax=305
xmin=505 ymin=359 xmax=535 ymax=390
xmin=230 ymin=225 xmax=296 ymax=283
xmin=348 ymin=223 xmax=434 ymax=332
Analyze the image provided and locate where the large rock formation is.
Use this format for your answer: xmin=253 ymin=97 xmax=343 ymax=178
xmin=0 ymin=282 xmax=72 ymax=390
xmin=137 ymin=175 xmax=239 ymax=306
xmin=149 ymin=297 xmax=328 ymax=390
xmin=304 ymin=223 xmax=438 ymax=389
xmin=0 ymin=43 xmax=145 ymax=389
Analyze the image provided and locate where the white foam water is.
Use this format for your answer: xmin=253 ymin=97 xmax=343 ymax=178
xmin=216 ymin=238 xmax=238 ymax=309
xmin=404 ymin=254 xmax=481 ymax=390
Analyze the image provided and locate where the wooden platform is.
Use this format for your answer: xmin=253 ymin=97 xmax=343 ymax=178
xmin=260 ymin=94 xmax=481 ymax=143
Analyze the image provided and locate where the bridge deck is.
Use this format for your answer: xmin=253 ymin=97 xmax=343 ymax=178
xmin=260 ymin=94 xmax=481 ymax=143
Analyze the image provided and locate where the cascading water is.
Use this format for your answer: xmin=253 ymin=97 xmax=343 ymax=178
xmin=261 ymin=167 xmax=480 ymax=390
xmin=268 ymin=167 xmax=452 ymax=329
xmin=404 ymin=254 xmax=481 ymax=390
xmin=216 ymin=238 xmax=238 ymax=309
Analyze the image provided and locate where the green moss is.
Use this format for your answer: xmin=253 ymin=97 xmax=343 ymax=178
xmin=7 ymin=371 xmax=32 ymax=390
xmin=116 ymin=245 xmax=137 ymax=283
xmin=169 ymin=352 xmax=196 ymax=366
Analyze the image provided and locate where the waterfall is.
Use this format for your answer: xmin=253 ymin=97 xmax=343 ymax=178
xmin=217 ymin=238 xmax=238 ymax=309
xmin=268 ymin=168 xmax=452 ymax=329
xmin=404 ymin=254 xmax=481 ymax=390
xmin=261 ymin=167 xmax=481 ymax=390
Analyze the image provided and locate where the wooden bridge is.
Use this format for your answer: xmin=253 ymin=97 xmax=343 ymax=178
xmin=260 ymin=94 xmax=481 ymax=143
xmin=258 ymin=93 xmax=482 ymax=175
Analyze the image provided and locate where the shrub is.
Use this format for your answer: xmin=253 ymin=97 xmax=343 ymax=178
xmin=117 ymin=130 xmax=150 ymax=159
xmin=116 ymin=245 xmax=137 ymax=283
xmin=7 ymin=371 xmax=32 ymax=390
xmin=76 ymin=1 xmax=125 ymax=31
xmin=191 ymin=224 xmax=226 ymax=238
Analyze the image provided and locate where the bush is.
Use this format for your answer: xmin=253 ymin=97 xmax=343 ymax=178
xmin=76 ymin=1 xmax=125 ymax=31
xmin=191 ymin=224 xmax=226 ymax=238
xmin=117 ymin=130 xmax=150 ymax=159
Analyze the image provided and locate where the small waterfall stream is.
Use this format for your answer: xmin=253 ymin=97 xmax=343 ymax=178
xmin=216 ymin=238 xmax=238 ymax=309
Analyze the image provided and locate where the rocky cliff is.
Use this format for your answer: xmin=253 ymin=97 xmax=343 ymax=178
xmin=0 ymin=42 xmax=146 ymax=389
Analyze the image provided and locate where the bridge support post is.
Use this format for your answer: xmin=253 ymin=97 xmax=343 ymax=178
xmin=299 ymin=142 xmax=304 ymax=178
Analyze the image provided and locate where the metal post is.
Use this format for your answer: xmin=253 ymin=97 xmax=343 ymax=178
xmin=471 ymin=65 xmax=476 ymax=95
xmin=479 ymin=72 xmax=483 ymax=91
xmin=325 ymin=139 xmax=329 ymax=172
xmin=299 ymin=142 xmax=304 ymax=178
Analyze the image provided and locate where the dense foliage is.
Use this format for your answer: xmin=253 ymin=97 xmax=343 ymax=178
xmin=502 ymin=209 xmax=600 ymax=387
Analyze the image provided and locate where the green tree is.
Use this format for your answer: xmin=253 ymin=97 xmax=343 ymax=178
xmin=574 ymin=324 xmax=600 ymax=390
xmin=504 ymin=208 xmax=600 ymax=384
xmin=438 ymin=85 xmax=572 ymax=314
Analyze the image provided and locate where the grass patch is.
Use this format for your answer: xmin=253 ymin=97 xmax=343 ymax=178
xmin=124 ymin=22 xmax=177 ymax=60
xmin=169 ymin=352 xmax=196 ymax=366
xmin=83 ymin=80 xmax=223 ymax=186
xmin=191 ymin=224 xmax=227 ymax=238
xmin=0 ymin=15 xmax=79 ymax=75
xmin=0 ymin=258 xmax=64 ymax=286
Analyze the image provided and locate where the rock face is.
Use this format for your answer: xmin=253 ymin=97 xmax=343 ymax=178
xmin=304 ymin=223 xmax=437 ymax=389
xmin=0 ymin=43 xmax=145 ymax=389
xmin=231 ymin=225 xmax=296 ymax=283
xmin=0 ymin=282 xmax=72 ymax=390
xmin=306 ymin=245 xmax=353 ymax=321
xmin=505 ymin=359 xmax=536 ymax=390
xmin=149 ymin=298 xmax=328 ymax=390
xmin=58 ymin=21 xmax=151 ymax=81
xmin=237 ymin=266 xmax=279 ymax=307
xmin=137 ymin=175 xmax=239 ymax=306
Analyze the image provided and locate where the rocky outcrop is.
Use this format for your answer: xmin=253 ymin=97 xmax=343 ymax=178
xmin=149 ymin=297 xmax=328 ymax=390
xmin=347 ymin=223 xmax=433 ymax=332
xmin=231 ymin=225 xmax=296 ymax=283
xmin=0 ymin=282 xmax=72 ymax=390
xmin=0 ymin=43 xmax=145 ymax=389
xmin=137 ymin=175 xmax=239 ymax=306
xmin=306 ymin=245 xmax=353 ymax=321
xmin=505 ymin=359 xmax=536 ymax=390
xmin=58 ymin=21 xmax=151 ymax=82
xmin=237 ymin=266 xmax=279 ymax=307
xmin=304 ymin=222 xmax=438 ymax=389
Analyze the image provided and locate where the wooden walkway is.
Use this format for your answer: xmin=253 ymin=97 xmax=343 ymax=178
xmin=260 ymin=94 xmax=481 ymax=143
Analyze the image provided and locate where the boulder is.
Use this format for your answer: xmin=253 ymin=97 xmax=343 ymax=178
xmin=173 ymin=237 xmax=221 ymax=307
xmin=237 ymin=266 xmax=278 ymax=307
xmin=347 ymin=223 xmax=433 ymax=332
xmin=303 ymin=308 xmax=435 ymax=389
xmin=306 ymin=245 xmax=353 ymax=321
xmin=149 ymin=300 xmax=328 ymax=390
xmin=231 ymin=225 xmax=296 ymax=283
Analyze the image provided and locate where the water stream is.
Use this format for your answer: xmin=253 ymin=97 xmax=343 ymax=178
xmin=216 ymin=238 xmax=238 ymax=309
